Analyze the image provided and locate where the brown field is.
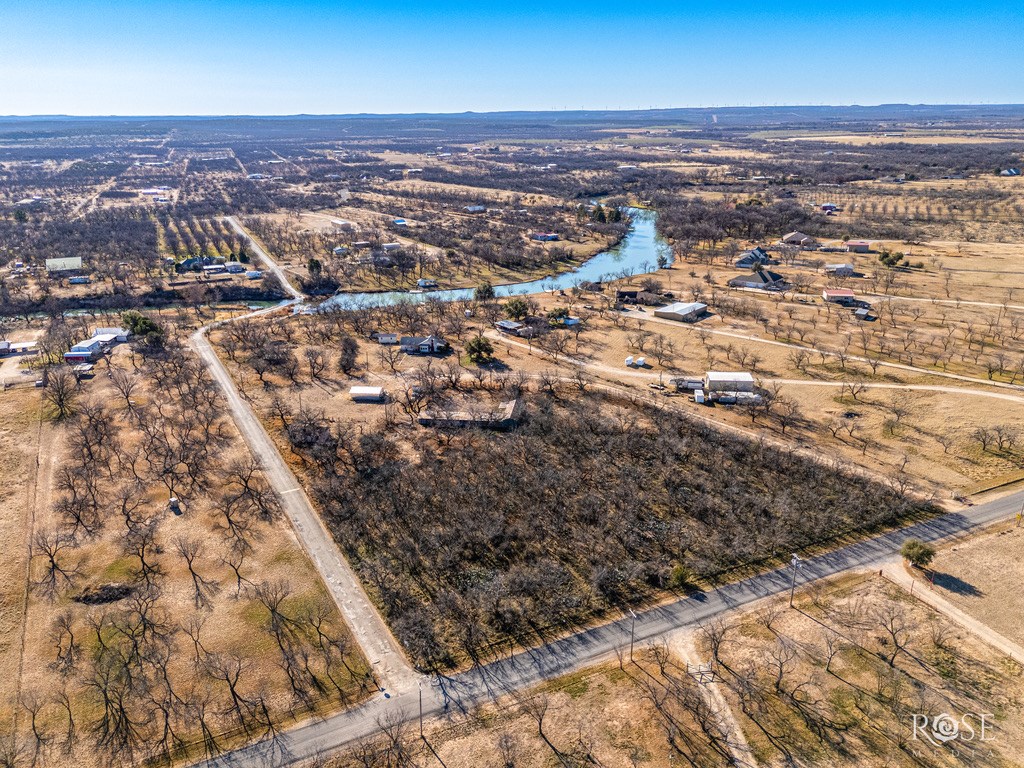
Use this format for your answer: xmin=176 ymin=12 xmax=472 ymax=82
xmin=927 ymin=524 xmax=1024 ymax=647
xmin=0 ymin=389 xmax=44 ymax=737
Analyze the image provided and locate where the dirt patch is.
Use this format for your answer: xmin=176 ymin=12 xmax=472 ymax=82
xmin=929 ymin=525 xmax=1024 ymax=646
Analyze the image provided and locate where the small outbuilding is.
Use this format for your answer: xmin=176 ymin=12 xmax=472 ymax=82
xmin=846 ymin=240 xmax=872 ymax=254
xmin=46 ymin=256 xmax=83 ymax=273
xmin=349 ymin=386 xmax=386 ymax=403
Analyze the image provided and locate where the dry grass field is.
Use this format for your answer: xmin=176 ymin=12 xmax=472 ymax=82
xmin=927 ymin=524 xmax=1024 ymax=647
xmin=0 ymin=390 xmax=44 ymax=740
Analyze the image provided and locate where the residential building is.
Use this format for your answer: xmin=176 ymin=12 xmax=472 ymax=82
xmin=400 ymin=335 xmax=448 ymax=354
xmin=727 ymin=269 xmax=786 ymax=290
xmin=92 ymin=327 xmax=131 ymax=342
xmin=846 ymin=240 xmax=872 ymax=253
xmin=64 ymin=339 xmax=103 ymax=364
xmin=782 ymin=231 xmax=817 ymax=248
xmin=495 ymin=320 xmax=526 ymax=335
xmin=418 ymin=398 xmax=524 ymax=431
xmin=824 ymin=263 xmax=855 ymax=277
xmin=734 ymin=246 xmax=773 ymax=269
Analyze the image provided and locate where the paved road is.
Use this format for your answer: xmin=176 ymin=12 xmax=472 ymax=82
xmin=207 ymin=485 xmax=1024 ymax=767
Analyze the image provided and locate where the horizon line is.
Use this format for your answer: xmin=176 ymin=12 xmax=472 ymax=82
xmin=3 ymin=102 xmax=1024 ymax=120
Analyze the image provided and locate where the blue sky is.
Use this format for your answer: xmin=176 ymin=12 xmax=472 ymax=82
xmin=2 ymin=0 xmax=1022 ymax=115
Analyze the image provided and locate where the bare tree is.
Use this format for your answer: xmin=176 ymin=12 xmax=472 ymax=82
xmin=175 ymin=537 xmax=220 ymax=609
xmin=877 ymin=604 xmax=914 ymax=666
xmin=32 ymin=530 xmax=78 ymax=598
xmin=44 ymin=367 xmax=80 ymax=420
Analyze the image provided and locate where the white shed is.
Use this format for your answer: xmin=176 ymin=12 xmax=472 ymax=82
xmin=349 ymin=386 xmax=386 ymax=403
xmin=653 ymin=302 xmax=708 ymax=323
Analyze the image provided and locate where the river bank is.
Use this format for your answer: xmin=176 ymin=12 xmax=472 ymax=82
xmin=323 ymin=208 xmax=670 ymax=309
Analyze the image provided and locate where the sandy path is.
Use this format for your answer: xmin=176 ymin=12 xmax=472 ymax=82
xmin=881 ymin=563 xmax=1024 ymax=664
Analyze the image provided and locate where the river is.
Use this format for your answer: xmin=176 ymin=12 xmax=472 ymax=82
xmin=322 ymin=208 xmax=670 ymax=309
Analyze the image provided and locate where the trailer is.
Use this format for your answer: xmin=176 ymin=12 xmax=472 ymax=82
xmin=349 ymin=386 xmax=386 ymax=403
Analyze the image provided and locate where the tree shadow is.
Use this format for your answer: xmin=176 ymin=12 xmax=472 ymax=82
xmin=930 ymin=572 xmax=984 ymax=597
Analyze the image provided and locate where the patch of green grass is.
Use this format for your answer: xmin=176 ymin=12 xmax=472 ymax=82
xmin=543 ymin=669 xmax=593 ymax=699
xmin=96 ymin=555 xmax=136 ymax=583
